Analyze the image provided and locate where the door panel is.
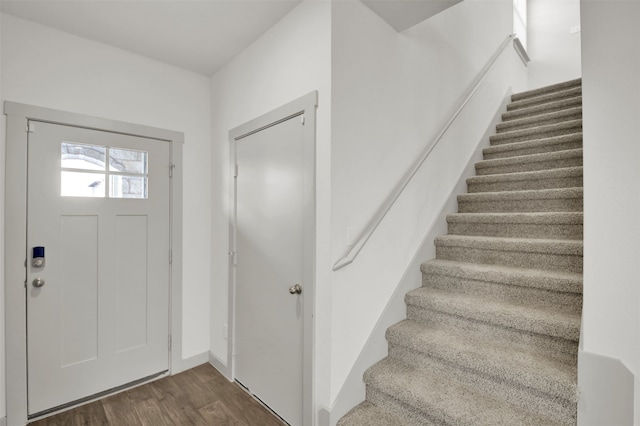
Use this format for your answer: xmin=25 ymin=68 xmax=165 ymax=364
xmin=60 ymin=215 xmax=99 ymax=367
xmin=27 ymin=122 xmax=170 ymax=415
xmin=115 ymin=215 xmax=149 ymax=353
xmin=235 ymin=114 xmax=305 ymax=425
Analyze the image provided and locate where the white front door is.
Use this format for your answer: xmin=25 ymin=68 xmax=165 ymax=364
xmin=234 ymin=114 xmax=306 ymax=425
xmin=26 ymin=121 xmax=171 ymax=416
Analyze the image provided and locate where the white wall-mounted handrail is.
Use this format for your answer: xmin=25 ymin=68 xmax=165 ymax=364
xmin=333 ymin=33 xmax=517 ymax=271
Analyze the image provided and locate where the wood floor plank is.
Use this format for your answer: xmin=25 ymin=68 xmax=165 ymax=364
xmin=133 ymin=398 xmax=174 ymax=426
xmin=31 ymin=400 xmax=109 ymax=426
xmin=200 ymin=380 xmax=285 ymax=426
xmin=172 ymin=368 xmax=221 ymax=410
xmin=198 ymin=400 xmax=248 ymax=426
xmin=29 ymin=410 xmax=74 ymax=426
xmin=149 ymin=379 xmax=208 ymax=425
xmin=30 ymin=364 xmax=286 ymax=426
xmin=101 ymin=391 xmax=142 ymax=425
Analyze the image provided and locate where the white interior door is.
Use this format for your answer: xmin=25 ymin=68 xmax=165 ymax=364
xmin=26 ymin=121 xmax=171 ymax=416
xmin=235 ymin=114 xmax=306 ymax=425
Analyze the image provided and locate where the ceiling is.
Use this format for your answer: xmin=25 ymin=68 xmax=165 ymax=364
xmin=0 ymin=0 xmax=463 ymax=76
xmin=0 ymin=0 xmax=302 ymax=76
xmin=362 ymin=0 xmax=463 ymax=32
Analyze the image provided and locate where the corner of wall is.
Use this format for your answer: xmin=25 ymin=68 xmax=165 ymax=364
xmin=0 ymin=9 xmax=6 ymax=421
xmin=317 ymin=407 xmax=331 ymax=426
xmin=578 ymin=350 xmax=635 ymax=426
xmin=179 ymin=352 xmax=209 ymax=373
xmin=208 ymin=351 xmax=232 ymax=381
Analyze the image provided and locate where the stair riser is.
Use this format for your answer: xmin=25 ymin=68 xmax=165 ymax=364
xmin=386 ymin=345 xmax=577 ymax=424
xmin=435 ymin=245 xmax=583 ymax=273
xmin=502 ymin=97 xmax=582 ymax=121
xmin=508 ymin=87 xmax=582 ymax=111
xmin=406 ymin=306 xmax=578 ymax=364
xmin=436 ymin=244 xmax=582 ymax=272
xmin=496 ymin=112 xmax=582 ymax=134
xmin=511 ymin=79 xmax=581 ymax=102
xmin=423 ymin=273 xmax=582 ymax=314
xmin=483 ymin=138 xmax=582 ymax=160
xmin=490 ymin=127 xmax=582 ymax=146
xmin=467 ymin=176 xmax=583 ymax=193
xmin=458 ymin=197 xmax=583 ymax=213
xmin=447 ymin=221 xmax=583 ymax=240
xmin=476 ymin=156 xmax=583 ymax=175
xmin=365 ymin=388 xmax=438 ymax=426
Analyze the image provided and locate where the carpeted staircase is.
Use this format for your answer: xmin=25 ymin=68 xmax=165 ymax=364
xmin=338 ymin=78 xmax=583 ymax=425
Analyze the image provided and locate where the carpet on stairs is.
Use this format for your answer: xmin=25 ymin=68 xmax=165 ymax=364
xmin=338 ymin=78 xmax=583 ymax=426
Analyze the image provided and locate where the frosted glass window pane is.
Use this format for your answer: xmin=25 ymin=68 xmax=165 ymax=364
xmin=61 ymin=143 xmax=106 ymax=170
xmin=109 ymin=148 xmax=147 ymax=173
xmin=61 ymin=172 xmax=105 ymax=197
xmin=110 ymin=175 xmax=148 ymax=199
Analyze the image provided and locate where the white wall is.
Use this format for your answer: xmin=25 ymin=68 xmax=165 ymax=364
xmin=527 ymin=0 xmax=582 ymax=89
xmin=0 ymin=12 xmax=212 ymax=368
xmin=0 ymin=10 xmax=5 ymax=423
xmin=329 ymin=0 xmax=526 ymax=404
xmin=580 ymin=0 xmax=640 ymax=423
xmin=208 ymin=0 xmax=332 ymax=410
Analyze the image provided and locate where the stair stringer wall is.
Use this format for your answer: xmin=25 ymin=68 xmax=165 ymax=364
xmin=329 ymin=90 xmax=514 ymax=426
xmin=579 ymin=1 xmax=640 ymax=423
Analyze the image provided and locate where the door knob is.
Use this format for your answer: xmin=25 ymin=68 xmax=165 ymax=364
xmin=288 ymin=284 xmax=302 ymax=295
xmin=32 ymin=278 xmax=45 ymax=288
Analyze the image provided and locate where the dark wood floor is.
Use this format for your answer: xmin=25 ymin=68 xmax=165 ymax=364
xmin=30 ymin=363 xmax=286 ymax=425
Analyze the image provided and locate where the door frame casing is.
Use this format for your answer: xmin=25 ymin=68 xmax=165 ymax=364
xmin=227 ymin=92 xmax=318 ymax=426
xmin=3 ymin=101 xmax=184 ymax=426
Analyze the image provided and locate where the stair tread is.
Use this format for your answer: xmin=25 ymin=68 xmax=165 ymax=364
xmin=468 ymin=165 xmax=582 ymax=184
xmin=387 ymin=319 xmax=577 ymax=399
xmin=435 ymin=234 xmax=583 ymax=255
xmin=503 ymin=96 xmax=582 ymax=121
xmin=421 ymin=258 xmax=583 ymax=293
xmin=511 ymin=79 xmax=582 ymax=102
xmin=365 ymin=358 xmax=564 ymax=426
xmin=458 ymin=186 xmax=583 ymax=202
xmin=338 ymin=401 xmax=405 ymax=426
xmin=405 ymin=287 xmax=581 ymax=341
xmin=447 ymin=211 xmax=583 ymax=224
xmin=508 ymin=87 xmax=582 ymax=111
xmin=483 ymin=133 xmax=583 ymax=156
xmin=476 ymin=148 xmax=583 ymax=169
xmin=446 ymin=212 xmax=583 ymax=240
xmin=497 ymin=107 xmax=582 ymax=131
xmin=490 ymin=120 xmax=582 ymax=144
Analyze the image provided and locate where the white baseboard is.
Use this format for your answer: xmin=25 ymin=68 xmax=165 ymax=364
xmin=180 ymin=352 xmax=209 ymax=371
xmin=208 ymin=351 xmax=232 ymax=381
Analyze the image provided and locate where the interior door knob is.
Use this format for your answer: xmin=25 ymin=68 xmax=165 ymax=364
xmin=288 ymin=284 xmax=302 ymax=295
xmin=32 ymin=278 xmax=45 ymax=288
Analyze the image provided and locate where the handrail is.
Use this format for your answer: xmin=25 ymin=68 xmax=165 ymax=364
xmin=333 ymin=33 xmax=517 ymax=271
